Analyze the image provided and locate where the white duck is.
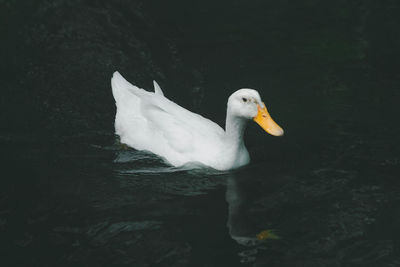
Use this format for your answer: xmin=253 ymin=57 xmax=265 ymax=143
xmin=111 ymin=72 xmax=284 ymax=171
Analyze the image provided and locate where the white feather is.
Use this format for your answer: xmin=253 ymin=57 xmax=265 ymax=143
xmin=153 ymin=80 xmax=164 ymax=96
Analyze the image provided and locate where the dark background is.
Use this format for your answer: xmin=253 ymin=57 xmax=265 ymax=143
xmin=1 ymin=0 xmax=400 ymax=266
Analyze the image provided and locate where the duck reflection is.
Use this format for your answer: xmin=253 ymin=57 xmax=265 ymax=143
xmin=226 ymin=173 xmax=260 ymax=246
xmin=225 ymin=172 xmax=278 ymax=263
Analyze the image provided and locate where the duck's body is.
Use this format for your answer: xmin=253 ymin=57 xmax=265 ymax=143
xmin=111 ymin=72 xmax=283 ymax=170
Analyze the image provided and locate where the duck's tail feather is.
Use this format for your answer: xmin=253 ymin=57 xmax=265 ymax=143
xmin=111 ymin=71 xmax=144 ymax=138
xmin=111 ymin=71 xmax=140 ymax=102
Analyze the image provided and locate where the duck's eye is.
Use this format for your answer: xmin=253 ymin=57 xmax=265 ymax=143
xmin=242 ymin=97 xmax=248 ymax=103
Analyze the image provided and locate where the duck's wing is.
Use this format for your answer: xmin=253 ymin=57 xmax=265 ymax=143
xmin=112 ymin=72 xmax=224 ymax=165
xmin=130 ymin=82 xmax=224 ymax=146
xmin=153 ymin=80 xmax=164 ymax=96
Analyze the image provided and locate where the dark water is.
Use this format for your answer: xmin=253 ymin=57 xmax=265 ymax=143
xmin=1 ymin=0 xmax=400 ymax=266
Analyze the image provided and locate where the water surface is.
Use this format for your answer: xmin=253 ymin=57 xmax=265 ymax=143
xmin=1 ymin=0 xmax=400 ymax=266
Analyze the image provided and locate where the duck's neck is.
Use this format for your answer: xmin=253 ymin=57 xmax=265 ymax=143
xmin=224 ymin=111 xmax=247 ymax=148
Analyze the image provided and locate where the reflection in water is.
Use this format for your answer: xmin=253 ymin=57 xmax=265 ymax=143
xmin=226 ymin=173 xmax=269 ymax=264
xmin=114 ymin=145 xmax=272 ymax=263
xmin=226 ymin=174 xmax=255 ymax=244
xmin=2 ymin=130 xmax=400 ymax=266
xmin=113 ymin=144 xmax=281 ymax=264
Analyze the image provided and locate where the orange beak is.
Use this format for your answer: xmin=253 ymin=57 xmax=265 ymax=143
xmin=253 ymin=103 xmax=284 ymax=136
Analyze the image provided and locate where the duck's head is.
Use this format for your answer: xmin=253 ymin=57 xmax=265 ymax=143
xmin=227 ymin=89 xmax=284 ymax=136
